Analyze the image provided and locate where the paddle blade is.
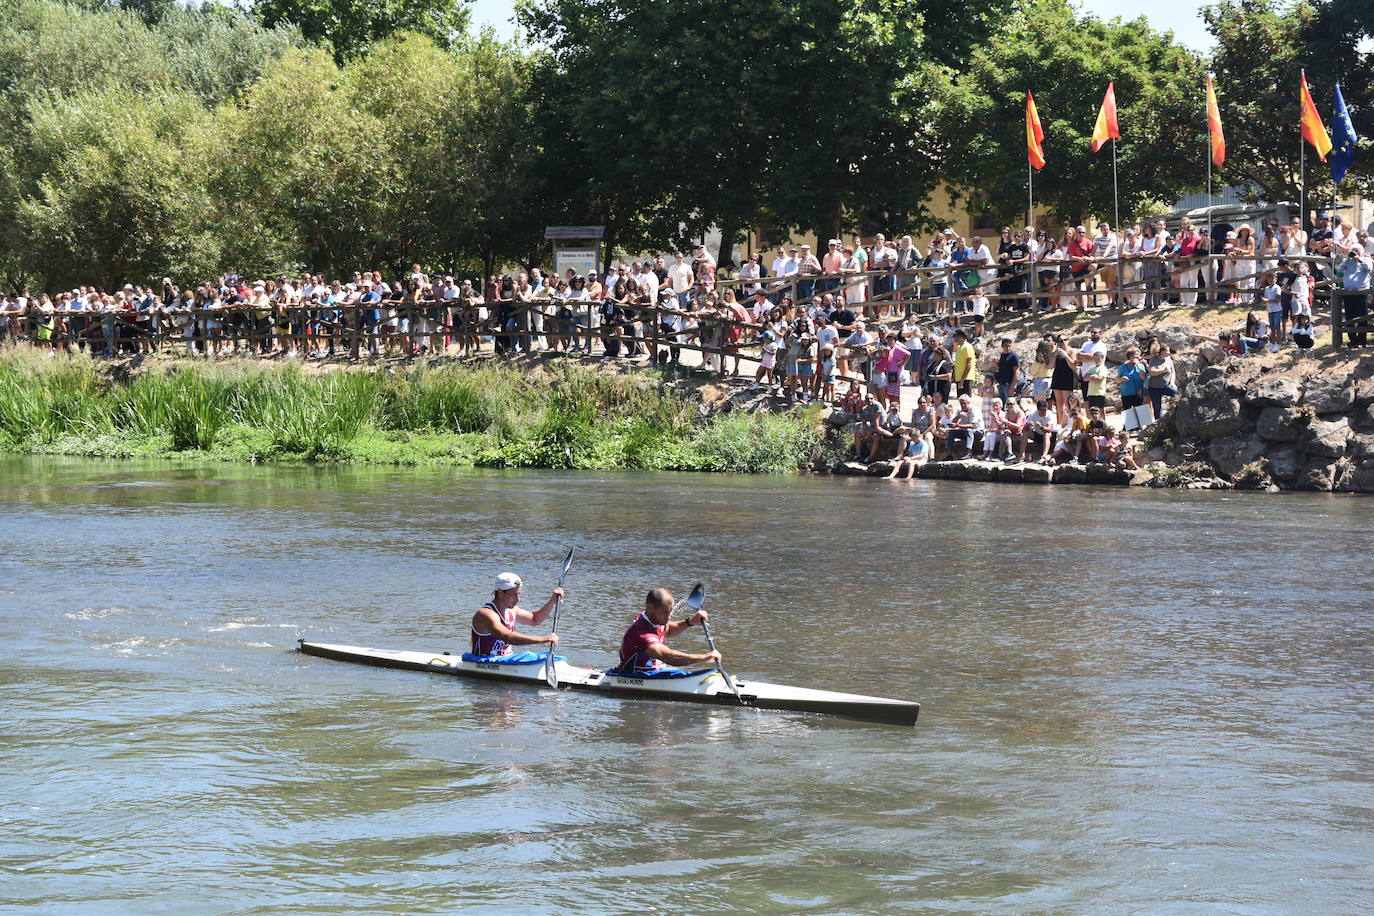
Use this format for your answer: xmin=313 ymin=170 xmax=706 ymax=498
xmin=686 ymin=582 xmax=705 ymax=612
xmin=544 ymin=652 xmax=558 ymax=689
xmin=560 ymin=547 xmax=575 ymax=579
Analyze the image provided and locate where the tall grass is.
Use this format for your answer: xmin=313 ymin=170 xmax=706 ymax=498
xmin=0 ymin=352 xmax=824 ymax=473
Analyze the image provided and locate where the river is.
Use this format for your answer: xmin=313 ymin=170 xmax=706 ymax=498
xmin=1 ymin=455 xmax=1370 ymax=913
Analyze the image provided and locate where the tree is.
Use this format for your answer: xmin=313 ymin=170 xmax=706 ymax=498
xmin=204 ymin=48 xmax=392 ymax=277
xmin=520 ymin=0 xmax=953 ymax=261
xmin=1205 ymin=0 xmax=1374 ymax=210
xmin=250 ymin=0 xmax=470 ymax=62
xmin=938 ymin=0 xmax=1206 ymax=227
xmin=14 ymin=90 xmax=219 ymax=289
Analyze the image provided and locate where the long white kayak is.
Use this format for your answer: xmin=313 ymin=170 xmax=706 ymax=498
xmin=298 ymin=640 xmax=920 ymax=727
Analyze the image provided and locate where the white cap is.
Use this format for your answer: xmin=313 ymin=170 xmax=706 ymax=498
xmin=494 ymin=572 xmax=522 ymax=591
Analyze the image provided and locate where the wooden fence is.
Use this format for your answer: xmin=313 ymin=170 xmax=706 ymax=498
xmin=3 ymin=253 xmax=1368 ymax=367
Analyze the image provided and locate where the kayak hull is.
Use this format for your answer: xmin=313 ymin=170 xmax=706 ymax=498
xmin=298 ymin=640 xmax=919 ymax=727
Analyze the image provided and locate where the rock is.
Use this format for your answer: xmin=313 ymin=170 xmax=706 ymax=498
xmin=1197 ymin=365 xmax=1226 ymax=386
xmin=965 ymin=461 xmax=993 ymax=482
xmin=1208 ymin=479 xmax=1234 ymax=489
xmin=1355 ymin=375 xmax=1374 ymax=406
xmin=1353 ymin=467 xmax=1374 ymax=492
xmin=1021 ymin=464 xmax=1053 ymax=484
xmin=940 ymin=461 xmax=969 ymax=481
xmin=1334 ymin=459 xmax=1358 ymax=493
xmin=825 ymin=409 xmax=852 ymax=427
xmin=1249 ymin=375 xmax=1302 ymax=408
xmin=1296 ymin=456 xmax=1340 ymax=491
xmin=1264 ymin=446 xmax=1302 ymax=483
xmin=1151 ymin=323 xmax=1197 ymax=354
xmin=1147 ymin=445 xmax=1167 ymax=462
xmin=1130 ymin=469 xmax=1155 ymax=486
xmin=1348 ymin=432 xmax=1374 ymax=462
xmin=993 ymin=464 xmax=1024 ymax=483
xmin=1208 ymin=434 xmax=1267 ymax=478
xmin=1297 ymin=418 xmax=1350 ymax=458
xmin=1085 ymin=463 xmax=1132 ymax=486
xmin=1256 ymin=406 xmax=1302 ymax=442
xmin=1352 ymin=403 xmax=1374 ymax=430
xmin=1301 ymin=375 xmax=1355 ymax=415
xmin=1173 ymin=376 xmax=1244 ymax=439
xmin=1053 ymin=463 xmax=1087 ymax=484
xmin=917 ymin=462 xmax=944 ymax=479
xmin=866 ymin=460 xmax=895 ymax=477
xmin=834 ymin=461 xmax=869 ymax=476
xmin=1198 ymin=342 xmax=1227 ymax=366
xmin=1103 ymin=329 xmax=1140 ymax=363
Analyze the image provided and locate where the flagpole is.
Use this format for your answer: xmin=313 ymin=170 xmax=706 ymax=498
xmin=1206 ymin=75 xmax=1213 ymax=247
xmin=1301 ymin=130 xmax=1306 ymax=233
xmin=1300 ymin=69 xmax=1307 ymax=233
xmin=1028 ymin=161 xmax=1034 ymax=231
xmin=1111 ymin=137 xmax=1120 ymax=232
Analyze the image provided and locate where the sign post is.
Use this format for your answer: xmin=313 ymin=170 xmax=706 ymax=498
xmin=544 ymin=226 xmax=606 ymax=277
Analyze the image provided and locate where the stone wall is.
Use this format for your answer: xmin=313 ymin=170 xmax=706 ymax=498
xmin=1168 ymin=356 xmax=1374 ymax=493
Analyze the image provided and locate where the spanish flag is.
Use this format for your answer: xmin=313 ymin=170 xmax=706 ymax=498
xmin=1090 ymin=81 xmax=1119 ymax=153
xmin=1206 ymin=75 xmax=1225 ymax=168
xmin=1027 ymin=92 xmax=1046 ymax=170
xmin=1300 ymin=72 xmax=1332 ymax=161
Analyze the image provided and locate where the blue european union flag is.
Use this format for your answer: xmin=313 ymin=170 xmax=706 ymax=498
xmin=1331 ymin=82 xmax=1358 ymax=183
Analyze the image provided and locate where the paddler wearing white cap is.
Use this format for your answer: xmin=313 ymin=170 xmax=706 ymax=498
xmin=469 ymin=571 xmax=563 ymax=658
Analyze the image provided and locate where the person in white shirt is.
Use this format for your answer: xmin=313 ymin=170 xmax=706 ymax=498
xmin=667 ymin=253 xmax=695 ymax=309
xmin=969 ymin=286 xmax=990 ymax=338
xmin=737 ymin=256 xmax=761 ymax=298
xmin=1091 ymin=222 xmax=1119 ymax=306
xmin=967 ymin=236 xmax=996 ymax=289
xmin=769 ymin=246 xmax=788 ymax=290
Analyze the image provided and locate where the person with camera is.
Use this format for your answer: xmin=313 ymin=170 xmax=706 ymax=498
xmin=1339 ymin=245 xmax=1372 ymax=346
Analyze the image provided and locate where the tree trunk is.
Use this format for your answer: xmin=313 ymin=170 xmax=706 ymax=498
xmin=816 ymin=198 xmax=843 ymax=249
xmin=716 ymin=222 xmax=737 ymax=267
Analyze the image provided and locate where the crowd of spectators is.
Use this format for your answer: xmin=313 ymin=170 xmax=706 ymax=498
xmin=0 ymin=209 xmax=1362 ymax=360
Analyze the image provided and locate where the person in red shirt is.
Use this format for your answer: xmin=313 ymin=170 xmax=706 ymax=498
xmin=616 ymin=588 xmax=720 ymax=676
xmin=470 ymin=572 xmax=562 ymax=658
xmin=1067 ymin=226 xmax=1095 ymax=311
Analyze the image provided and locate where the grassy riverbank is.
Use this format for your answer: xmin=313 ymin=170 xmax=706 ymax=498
xmin=0 ymin=351 xmax=831 ymax=473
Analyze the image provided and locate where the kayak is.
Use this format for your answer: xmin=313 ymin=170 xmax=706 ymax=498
xmin=297 ymin=640 xmax=920 ymax=727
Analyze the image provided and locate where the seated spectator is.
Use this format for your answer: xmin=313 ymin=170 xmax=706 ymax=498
xmin=979 ymin=399 xmax=1004 ymax=459
xmin=945 ymin=394 xmax=981 ymax=458
xmin=1023 ymin=399 xmax=1056 ymax=464
xmin=1103 ymin=430 xmax=1140 ymax=469
xmin=849 ymin=394 xmax=882 ymax=462
xmin=866 ymin=403 xmax=906 ymax=462
xmin=999 ymin=400 xmax=1027 ymax=462
xmin=1292 ymin=314 xmax=1316 ymax=353
xmin=886 ymin=430 xmax=932 ymax=479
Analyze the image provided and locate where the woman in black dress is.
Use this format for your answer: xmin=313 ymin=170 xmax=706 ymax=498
xmin=1049 ymin=333 xmax=1077 ymax=425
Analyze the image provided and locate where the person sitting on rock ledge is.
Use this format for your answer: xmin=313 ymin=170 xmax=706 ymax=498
xmin=1024 ymin=399 xmax=1056 ymax=464
xmin=849 ymin=394 xmax=883 ymax=462
xmin=865 ymin=403 xmax=907 ymax=463
xmin=945 ymin=395 xmax=981 ymax=458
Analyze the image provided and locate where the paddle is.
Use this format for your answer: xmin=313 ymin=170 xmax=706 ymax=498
xmin=543 ymin=547 xmax=576 ymax=689
xmin=685 ymin=583 xmax=745 ymax=705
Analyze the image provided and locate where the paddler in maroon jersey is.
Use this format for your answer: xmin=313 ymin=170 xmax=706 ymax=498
xmin=615 ymin=587 xmax=721 ymax=676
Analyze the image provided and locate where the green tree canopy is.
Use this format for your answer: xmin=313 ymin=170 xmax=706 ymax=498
xmin=14 ymin=89 xmax=219 ymax=289
xmin=520 ymin=0 xmax=949 ymax=260
xmin=250 ymin=0 xmax=470 ymax=62
xmin=938 ymin=0 xmax=1205 ymax=228
xmin=1205 ymin=0 xmax=1374 ymax=209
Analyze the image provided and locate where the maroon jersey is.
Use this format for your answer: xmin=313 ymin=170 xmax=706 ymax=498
xmin=471 ymin=601 xmax=516 ymax=657
xmin=617 ymin=613 xmax=667 ymax=675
